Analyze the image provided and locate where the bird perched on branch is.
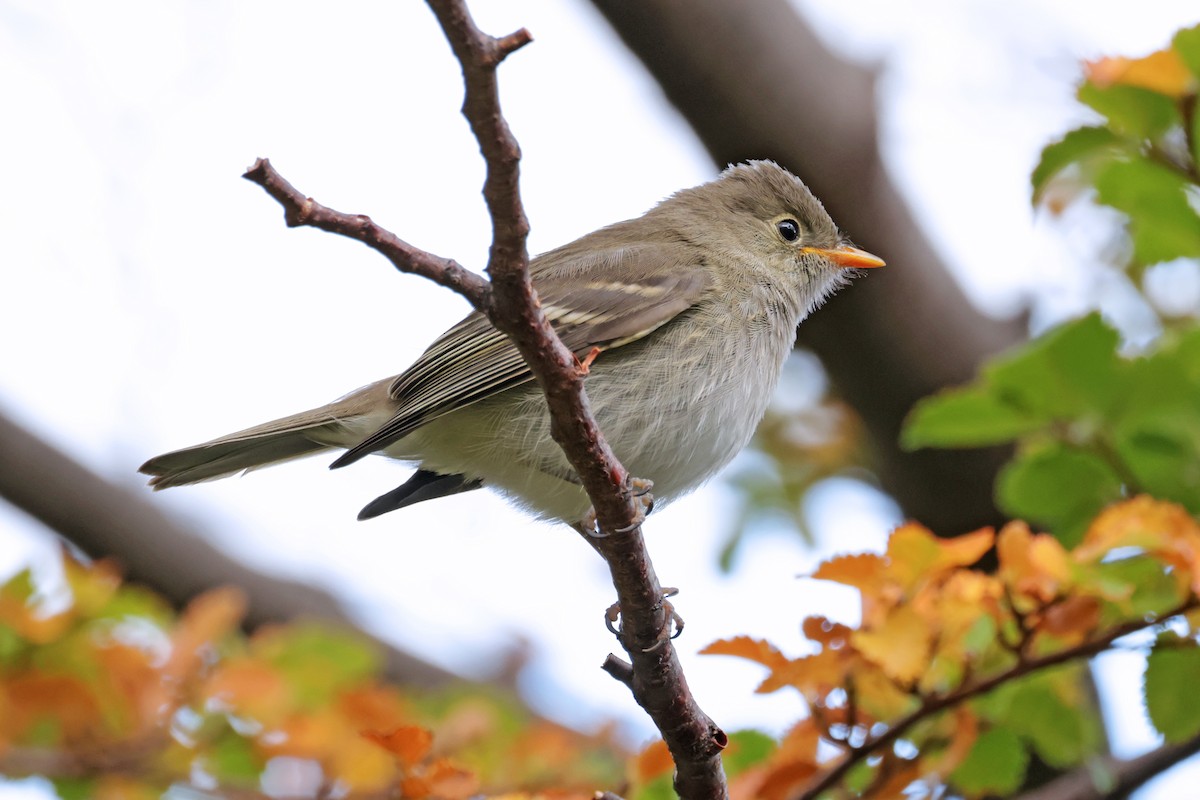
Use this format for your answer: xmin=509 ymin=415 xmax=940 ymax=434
xmin=141 ymin=161 xmax=882 ymax=525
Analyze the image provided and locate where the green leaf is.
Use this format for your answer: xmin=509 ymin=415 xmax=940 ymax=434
xmin=997 ymin=443 xmax=1124 ymax=547
xmin=1191 ymin=100 xmax=1200 ymax=175
xmin=258 ymin=622 xmax=380 ymax=709
xmin=1031 ymin=126 xmax=1125 ymax=203
xmin=1089 ymin=556 xmax=1187 ymax=617
xmin=1094 ymin=157 xmax=1200 ymax=264
xmin=722 ymin=730 xmax=776 ymax=778
xmin=984 ymin=313 xmax=1122 ymax=420
xmin=1144 ymin=643 xmax=1200 ymax=742
xmin=630 ymin=774 xmax=676 ymax=800
xmin=1077 ymin=83 xmax=1182 ymax=140
xmin=1175 ymin=24 xmax=1200 ymax=169
xmin=1004 ymin=673 xmax=1102 ymax=768
xmin=902 ymin=387 xmax=1044 ymax=450
xmin=206 ymin=731 xmax=263 ymax=785
xmin=1116 ymin=418 xmax=1200 ymax=512
xmin=1172 ymin=24 xmax=1200 ymax=79
xmin=97 ymin=585 xmax=175 ymax=629
xmin=52 ymin=778 xmax=96 ymax=800
xmin=951 ymin=727 xmax=1029 ymax=797
xmin=1112 ymin=343 xmax=1200 ymax=508
xmin=0 ymin=623 xmax=24 ymax=662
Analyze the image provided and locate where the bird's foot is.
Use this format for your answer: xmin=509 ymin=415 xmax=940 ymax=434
xmin=572 ymin=476 xmax=655 ymax=538
xmin=605 ymin=587 xmax=684 ymax=651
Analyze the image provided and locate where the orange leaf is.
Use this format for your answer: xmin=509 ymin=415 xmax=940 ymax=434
xmin=364 ymin=725 xmax=433 ymax=768
xmin=203 ymin=658 xmax=290 ymax=725
xmin=810 ymin=553 xmax=886 ymax=592
xmin=774 ymin=719 xmax=821 ymax=765
xmin=801 ymin=616 xmax=852 ymax=649
xmin=758 ymin=648 xmax=850 ymax=697
xmin=401 ymin=758 xmax=478 ymax=800
xmin=1077 ymin=497 xmax=1200 ymax=589
xmin=2 ymin=673 xmax=100 ymax=743
xmin=632 ymin=738 xmax=673 ymax=782
xmin=923 ymin=706 xmax=978 ymax=775
xmin=93 ymin=642 xmax=162 ymax=734
xmin=998 ymin=521 xmax=1071 ymax=606
xmin=757 ymin=760 xmax=819 ymax=800
xmin=338 ymin=685 xmax=411 ymax=733
xmin=1037 ymin=595 xmax=1102 ymax=644
xmin=1085 ymin=49 xmax=1195 ymax=97
xmin=166 ymin=586 xmax=247 ymax=682
xmin=701 ymin=636 xmax=788 ymax=670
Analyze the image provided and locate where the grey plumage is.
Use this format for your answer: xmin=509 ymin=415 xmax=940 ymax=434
xmin=139 ymin=161 xmax=882 ymax=522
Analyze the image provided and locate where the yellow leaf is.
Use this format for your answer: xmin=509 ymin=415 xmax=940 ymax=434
xmin=851 ymin=664 xmax=918 ymax=721
xmin=886 ymin=524 xmax=993 ymax=591
xmin=1085 ymin=49 xmax=1195 ymax=98
xmin=852 ymin=604 xmax=931 ymax=685
xmin=62 ymin=552 xmax=122 ymax=617
xmin=331 ymin=730 xmax=399 ymax=792
xmin=998 ymin=521 xmax=1071 ymax=606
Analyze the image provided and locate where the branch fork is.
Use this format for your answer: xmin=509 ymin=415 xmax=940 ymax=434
xmin=243 ymin=1 xmax=728 ymax=797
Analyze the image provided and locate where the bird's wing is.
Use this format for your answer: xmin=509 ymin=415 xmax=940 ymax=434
xmin=330 ymin=242 xmax=708 ymax=468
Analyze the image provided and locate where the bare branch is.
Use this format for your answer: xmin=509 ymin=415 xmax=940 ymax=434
xmin=242 ymin=2 xmax=729 ymax=796
xmin=241 ymin=158 xmax=491 ymax=310
xmin=1016 ymin=731 xmax=1200 ymax=800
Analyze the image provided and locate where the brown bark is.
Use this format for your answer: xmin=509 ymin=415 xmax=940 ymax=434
xmin=589 ymin=0 xmax=1026 ymax=533
xmin=0 ymin=406 xmax=457 ymax=688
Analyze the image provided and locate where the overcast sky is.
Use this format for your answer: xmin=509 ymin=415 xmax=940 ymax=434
xmin=2 ymin=2 xmax=1199 ymax=797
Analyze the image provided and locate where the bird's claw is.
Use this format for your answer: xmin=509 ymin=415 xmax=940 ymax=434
xmin=574 ymin=476 xmax=655 ymax=537
xmin=604 ymin=587 xmax=684 ymax=649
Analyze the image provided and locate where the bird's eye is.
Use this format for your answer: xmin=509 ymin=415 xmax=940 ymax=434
xmin=776 ymin=218 xmax=801 ymax=242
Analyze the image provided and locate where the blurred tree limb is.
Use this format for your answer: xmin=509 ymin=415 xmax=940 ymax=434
xmin=589 ymin=0 xmax=1026 ymax=533
xmin=0 ymin=406 xmax=458 ymax=688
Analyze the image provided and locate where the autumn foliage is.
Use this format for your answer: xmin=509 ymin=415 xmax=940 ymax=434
xmin=0 ymin=554 xmax=622 ymax=798
xmin=4 ymin=21 xmax=1200 ymax=800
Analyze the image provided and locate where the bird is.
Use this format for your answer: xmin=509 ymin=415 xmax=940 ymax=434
xmin=140 ymin=161 xmax=883 ymax=526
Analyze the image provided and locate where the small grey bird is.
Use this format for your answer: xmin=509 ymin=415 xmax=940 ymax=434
xmin=140 ymin=161 xmax=882 ymax=524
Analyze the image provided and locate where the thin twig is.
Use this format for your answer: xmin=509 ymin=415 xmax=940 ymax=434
xmin=423 ymin=5 xmax=728 ymax=795
xmin=244 ymin=2 xmax=728 ymax=797
xmin=241 ymin=159 xmax=491 ymax=310
xmin=795 ymin=598 xmax=1199 ymax=800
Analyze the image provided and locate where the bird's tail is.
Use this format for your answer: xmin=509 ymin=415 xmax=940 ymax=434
xmin=140 ymin=378 xmax=393 ymax=489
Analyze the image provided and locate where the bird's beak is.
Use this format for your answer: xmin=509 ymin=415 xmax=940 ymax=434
xmin=803 ymin=245 xmax=885 ymax=269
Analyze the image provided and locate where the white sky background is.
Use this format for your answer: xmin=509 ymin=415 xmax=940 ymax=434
xmin=1 ymin=1 xmax=1199 ymax=797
